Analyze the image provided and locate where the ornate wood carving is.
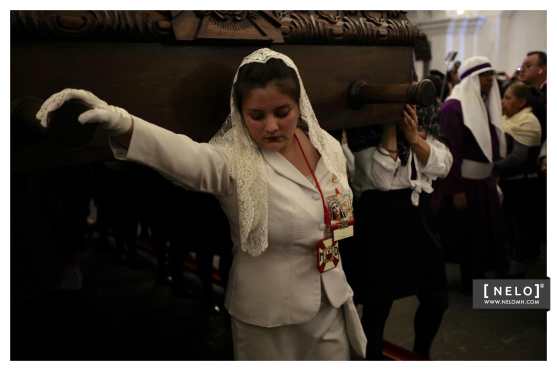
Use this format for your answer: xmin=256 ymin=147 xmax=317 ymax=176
xmin=171 ymin=10 xmax=284 ymax=43
xmin=11 ymin=10 xmax=419 ymax=45
xmin=276 ymin=11 xmax=419 ymax=45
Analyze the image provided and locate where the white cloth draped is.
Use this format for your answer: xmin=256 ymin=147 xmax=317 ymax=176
xmin=447 ymin=56 xmax=506 ymax=162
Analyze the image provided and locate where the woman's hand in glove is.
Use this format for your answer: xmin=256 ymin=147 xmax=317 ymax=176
xmin=36 ymin=88 xmax=132 ymax=136
xmin=78 ymin=105 xmax=133 ymax=136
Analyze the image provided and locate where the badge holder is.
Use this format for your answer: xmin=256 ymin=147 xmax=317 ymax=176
xmin=325 ymin=188 xmax=355 ymax=242
xmin=293 ymin=133 xmax=344 ymax=274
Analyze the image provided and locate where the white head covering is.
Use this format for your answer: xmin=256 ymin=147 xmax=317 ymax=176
xmin=209 ymin=48 xmax=349 ymax=257
xmin=448 ymin=56 xmax=506 ymax=161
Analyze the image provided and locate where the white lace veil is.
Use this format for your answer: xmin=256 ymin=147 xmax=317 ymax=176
xmin=209 ymin=48 xmax=349 ymax=257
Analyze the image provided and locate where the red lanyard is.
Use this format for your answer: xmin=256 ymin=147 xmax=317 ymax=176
xmin=294 ymin=133 xmax=331 ymax=227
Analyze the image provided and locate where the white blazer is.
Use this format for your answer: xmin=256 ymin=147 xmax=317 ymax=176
xmin=111 ymin=116 xmax=355 ymax=328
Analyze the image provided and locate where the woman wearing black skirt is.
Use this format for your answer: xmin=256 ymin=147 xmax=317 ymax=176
xmin=346 ymin=104 xmax=453 ymax=359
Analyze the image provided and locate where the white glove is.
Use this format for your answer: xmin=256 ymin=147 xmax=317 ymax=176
xmin=77 ymin=105 xmax=133 ymax=136
xmin=36 ymin=88 xmax=132 ymax=136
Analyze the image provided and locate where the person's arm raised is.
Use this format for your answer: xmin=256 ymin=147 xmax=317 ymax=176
xmin=36 ymin=89 xmax=233 ymax=196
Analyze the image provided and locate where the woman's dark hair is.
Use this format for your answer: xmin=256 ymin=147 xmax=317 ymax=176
xmin=233 ymin=58 xmax=300 ymax=113
xmin=506 ymin=81 xmax=545 ymax=123
xmin=507 ymin=81 xmax=541 ymax=109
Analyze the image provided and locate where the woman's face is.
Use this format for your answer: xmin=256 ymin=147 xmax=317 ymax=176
xmin=241 ymin=83 xmax=300 ymax=154
xmin=502 ymin=88 xmax=526 ymax=117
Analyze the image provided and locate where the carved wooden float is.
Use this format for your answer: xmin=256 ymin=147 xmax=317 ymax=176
xmin=12 ymin=10 xmax=429 ymax=170
xmin=11 ymin=11 xmax=431 ymax=360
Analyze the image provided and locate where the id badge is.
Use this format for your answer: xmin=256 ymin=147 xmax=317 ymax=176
xmin=316 ymin=238 xmax=340 ymax=273
xmin=333 ymin=224 xmax=354 ymax=241
xmin=326 ymin=190 xmax=354 ymax=241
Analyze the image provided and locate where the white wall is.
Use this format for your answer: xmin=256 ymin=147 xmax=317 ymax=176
xmin=407 ymin=10 xmax=547 ymax=78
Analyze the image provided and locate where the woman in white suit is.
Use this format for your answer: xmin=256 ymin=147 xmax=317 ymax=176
xmin=36 ymin=48 xmax=366 ymax=360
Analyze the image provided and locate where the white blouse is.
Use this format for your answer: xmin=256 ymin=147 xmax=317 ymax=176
xmin=349 ymin=136 xmax=453 ymax=206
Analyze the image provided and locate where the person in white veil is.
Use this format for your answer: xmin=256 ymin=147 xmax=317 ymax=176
xmin=36 ymin=48 xmax=366 ymax=360
xmin=434 ymin=56 xmax=507 ymax=294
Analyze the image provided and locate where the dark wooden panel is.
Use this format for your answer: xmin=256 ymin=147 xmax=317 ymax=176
xmin=11 ymin=43 xmax=412 ymax=142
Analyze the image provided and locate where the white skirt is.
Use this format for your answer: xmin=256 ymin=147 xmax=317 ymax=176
xmin=230 ymin=296 xmax=366 ymax=360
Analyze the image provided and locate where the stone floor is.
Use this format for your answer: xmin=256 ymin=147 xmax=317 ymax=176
xmin=385 ymin=262 xmax=547 ymax=360
xmin=11 ymin=238 xmax=547 ymax=361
